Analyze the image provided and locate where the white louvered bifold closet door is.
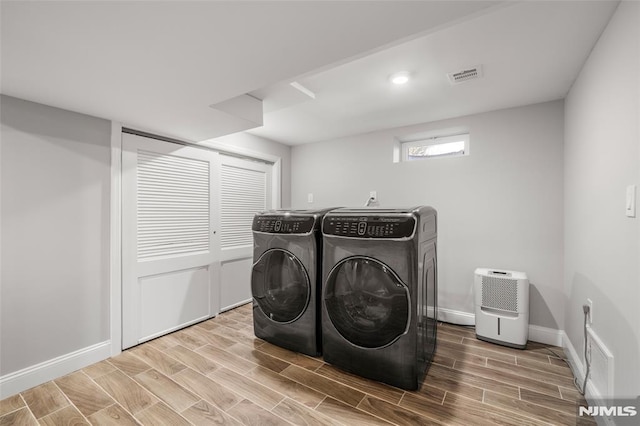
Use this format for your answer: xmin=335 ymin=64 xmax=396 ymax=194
xmin=218 ymin=154 xmax=272 ymax=311
xmin=137 ymin=150 xmax=211 ymax=259
xmin=122 ymin=133 xmax=220 ymax=349
xmin=220 ymin=159 xmax=268 ymax=249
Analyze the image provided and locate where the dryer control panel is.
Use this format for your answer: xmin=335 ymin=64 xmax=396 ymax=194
xmin=252 ymin=215 xmax=316 ymax=234
xmin=323 ymin=215 xmax=416 ymax=238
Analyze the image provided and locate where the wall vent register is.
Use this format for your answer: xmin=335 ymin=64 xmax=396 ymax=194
xmin=447 ymin=65 xmax=483 ymax=85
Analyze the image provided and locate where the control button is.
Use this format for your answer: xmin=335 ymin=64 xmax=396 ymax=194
xmin=274 ymin=220 xmax=282 ymax=232
xmin=357 ymin=221 xmax=367 ymax=236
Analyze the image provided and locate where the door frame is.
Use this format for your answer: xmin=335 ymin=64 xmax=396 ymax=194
xmin=109 ymin=123 xmax=282 ymax=356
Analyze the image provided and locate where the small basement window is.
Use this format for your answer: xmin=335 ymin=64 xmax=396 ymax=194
xmin=402 ymin=133 xmax=469 ymax=161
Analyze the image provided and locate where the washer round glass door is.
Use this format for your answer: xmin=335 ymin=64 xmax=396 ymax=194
xmin=252 ymin=249 xmax=310 ymax=323
xmin=324 ymin=256 xmax=410 ymax=348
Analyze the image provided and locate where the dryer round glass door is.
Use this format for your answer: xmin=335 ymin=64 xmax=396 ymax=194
xmin=252 ymin=249 xmax=310 ymax=323
xmin=324 ymin=256 xmax=410 ymax=348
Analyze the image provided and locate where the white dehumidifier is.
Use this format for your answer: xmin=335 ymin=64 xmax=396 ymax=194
xmin=474 ymin=268 xmax=529 ymax=349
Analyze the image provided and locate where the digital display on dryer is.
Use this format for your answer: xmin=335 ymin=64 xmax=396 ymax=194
xmin=252 ymin=215 xmax=316 ymax=234
xmin=323 ymin=215 xmax=416 ymax=238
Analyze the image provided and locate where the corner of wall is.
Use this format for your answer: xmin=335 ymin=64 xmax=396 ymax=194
xmin=110 ymin=121 xmax=123 ymax=358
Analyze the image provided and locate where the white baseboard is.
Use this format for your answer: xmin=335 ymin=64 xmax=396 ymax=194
xmin=220 ymin=298 xmax=252 ymax=313
xmin=0 ymin=340 xmax=111 ymax=399
xmin=529 ymin=325 xmax=563 ymax=346
xmin=437 ymin=307 xmax=562 ymax=346
xmin=437 ymin=307 xmax=476 ymax=325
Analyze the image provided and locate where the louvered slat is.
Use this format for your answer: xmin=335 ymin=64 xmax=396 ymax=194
xmin=220 ymin=164 xmax=266 ymax=249
xmin=137 ymin=150 xmax=210 ymax=259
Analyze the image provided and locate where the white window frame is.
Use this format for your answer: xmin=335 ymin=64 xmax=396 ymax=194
xmin=401 ymin=133 xmax=469 ymax=161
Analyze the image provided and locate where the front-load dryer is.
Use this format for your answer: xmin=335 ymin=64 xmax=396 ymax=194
xmin=321 ymin=206 xmax=438 ymax=390
xmin=251 ymin=208 xmax=333 ymax=356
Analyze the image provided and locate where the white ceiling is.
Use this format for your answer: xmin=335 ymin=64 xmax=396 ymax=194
xmin=1 ymin=1 xmax=618 ymax=146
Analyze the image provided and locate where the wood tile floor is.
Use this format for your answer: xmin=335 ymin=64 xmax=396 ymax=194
xmin=0 ymin=303 xmax=594 ymax=425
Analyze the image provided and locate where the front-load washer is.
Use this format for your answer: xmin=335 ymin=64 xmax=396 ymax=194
xmin=321 ymin=206 xmax=438 ymax=390
xmin=251 ymin=208 xmax=334 ymax=356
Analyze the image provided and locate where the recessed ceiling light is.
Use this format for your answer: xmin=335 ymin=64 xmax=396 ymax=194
xmin=390 ymin=71 xmax=410 ymax=85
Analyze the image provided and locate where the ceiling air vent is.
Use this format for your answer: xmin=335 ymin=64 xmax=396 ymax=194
xmin=447 ymin=65 xmax=483 ymax=85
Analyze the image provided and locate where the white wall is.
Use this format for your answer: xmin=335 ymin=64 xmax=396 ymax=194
xmin=1 ymin=95 xmax=111 ymax=375
xmin=564 ymin=0 xmax=639 ymax=400
xmin=291 ymin=100 xmax=565 ymax=330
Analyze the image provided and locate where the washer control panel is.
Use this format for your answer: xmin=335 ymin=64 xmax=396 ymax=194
xmin=252 ymin=215 xmax=316 ymax=234
xmin=323 ymin=215 xmax=416 ymax=238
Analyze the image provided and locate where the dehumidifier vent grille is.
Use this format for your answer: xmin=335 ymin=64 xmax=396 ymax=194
xmin=481 ymin=276 xmax=518 ymax=312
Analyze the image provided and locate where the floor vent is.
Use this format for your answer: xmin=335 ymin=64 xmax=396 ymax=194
xmin=447 ymin=65 xmax=483 ymax=85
